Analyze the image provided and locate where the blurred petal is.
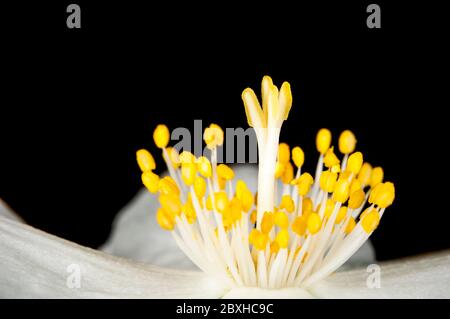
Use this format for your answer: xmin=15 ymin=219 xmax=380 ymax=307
xmin=309 ymin=250 xmax=450 ymax=298
xmin=0 ymin=216 xmax=227 ymax=298
xmin=0 ymin=199 xmax=24 ymax=223
xmin=339 ymin=241 xmax=375 ymax=270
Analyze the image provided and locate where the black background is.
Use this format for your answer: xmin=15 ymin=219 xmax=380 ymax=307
xmin=3 ymin=299 xmax=448 ymax=318
xmin=0 ymin=1 xmax=448 ymax=261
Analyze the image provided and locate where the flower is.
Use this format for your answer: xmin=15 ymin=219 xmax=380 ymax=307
xmin=137 ymin=76 xmax=398 ymax=290
xmin=1 ymin=76 xmax=449 ymax=298
xmin=1 ymin=189 xmax=450 ymax=298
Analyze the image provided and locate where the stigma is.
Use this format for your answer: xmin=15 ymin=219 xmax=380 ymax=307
xmin=136 ymin=76 xmax=395 ymax=289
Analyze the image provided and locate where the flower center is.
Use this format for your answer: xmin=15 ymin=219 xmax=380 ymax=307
xmin=136 ymin=75 xmax=395 ymax=289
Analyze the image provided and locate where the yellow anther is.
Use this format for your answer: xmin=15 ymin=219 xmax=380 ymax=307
xmin=347 ymin=152 xmax=363 ymax=175
xmin=214 ymin=191 xmax=229 ymax=213
xmin=338 ymin=130 xmax=357 ymax=154
xmin=292 ymin=146 xmax=305 ymax=168
xmin=275 ymin=161 xmax=286 ymax=178
xmin=253 ymin=231 xmax=269 ymax=251
xmin=369 ymin=183 xmax=383 ymax=205
xmin=292 ymin=216 xmax=308 ymax=236
xmin=183 ymin=196 xmax=197 ymax=224
xmin=324 ymin=198 xmax=336 ymax=218
xmin=156 ymin=208 xmax=175 ymax=231
xmin=280 ymin=195 xmax=295 ymax=213
xmin=335 ymin=206 xmax=348 ymax=224
xmin=297 ymin=172 xmax=314 ymax=196
xmin=320 ymin=171 xmax=338 ymax=193
xmin=179 ymin=151 xmax=196 ymax=164
xmin=197 ymin=156 xmax=212 ymax=178
xmin=316 ymin=128 xmax=332 ymax=154
xmin=217 ymin=164 xmax=234 ymax=180
xmin=345 ymin=217 xmax=356 ymax=234
xmin=275 ymin=229 xmax=290 ymax=249
xmin=239 ymin=188 xmax=254 ymax=212
xmin=374 ymin=182 xmax=395 ymax=208
xmin=181 ymin=162 xmax=197 ymax=186
xmin=303 ymin=208 xmax=312 ymax=220
xmin=204 ymin=123 xmax=224 ymax=149
xmin=270 ymin=241 xmax=280 ymax=254
xmin=236 ymin=180 xmax=248 ymax=197
xmin=331 ymin=164 xmax=341 ymax=174
xmin=357 ymin=162 xmax=373 ymax=187
xmin=303 ymin=197 xmax=313 ymax=214
xmin=153 ymin=124 xmax=170 ymax=149
xmin=332 ymin=178 xmax=350 ymax=203
xmin=158 ymin=176 xmax=180 ymax=196
xmin=230 ymin=197 xmax=242 ymax=223
xmin=222 ymin=206 xmax=233 ymax=229
xmin=361 ymin=209 xmax=380 ymax=233
xmin=350 ymin=179 xmax=362 ymax=194
xmin=141 ymin=171 xmax=159 ymax=193
xmin=166 ymin=147 xmax=180 ymax=169
xmin=348 ymin=189 xmax=365 ymax=209
xmin=278 ymin=143 xmax=290 ymax=164
xmin=274 ymin=211 xmax=289 ymax=228
xmin=193 ymin=176 xmax=207 ymax=199
xmin=159 ymin=193 xmax=182 ymax=217
xmin=164 ymin=176 xmax=179 ymax=188
xmin=206 ymin=195 xmax=213 ymax=211
xmin=281 ymin=162 xmax=294 ymax=184
xmin=324 ymin=147 xmax=340 ymax=168
xmin=218 ymin=176 xmax=226 ymax=190
xmin=370 ymin=167 xmax=384 ymax=188
xmin=360 ymin=207 xmax=374 ymax=221
xmin=307 ymin=213 xmax=322 ymax=234
xmin=340 ymin=170 xmax=352 ymax=180
xmin=250 ymin=210 xmax=257 ymax=224
xmin=136 ymin=149 xmax=156 ymax=172
xmin=261 ymin=212 xmax=274 ymax=234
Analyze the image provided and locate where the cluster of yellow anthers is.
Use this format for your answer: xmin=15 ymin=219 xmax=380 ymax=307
xmin=136 ymin=76 xmax=395 ymax=289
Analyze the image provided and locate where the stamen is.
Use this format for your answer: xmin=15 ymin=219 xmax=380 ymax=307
xmin=370 ymin=166 xmax=384 ymax=188
xmin=136 ymin=75 xmax=395 ymax=290
xmin=136 ymin=149 xmax=156 ymax=172
xmin=338 ymin=130 xmax=357 ymax=170
xmin=153 ymin=124 xmax=170 ymax=149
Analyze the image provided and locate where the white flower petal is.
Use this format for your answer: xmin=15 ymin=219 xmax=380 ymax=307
xmin=309 ymin=250 xmax=450 ymax=298
xmin=0 ymin=199 xmax=24 ymax=223
xmin=0 ymin=216 xmax=227 ymax=298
